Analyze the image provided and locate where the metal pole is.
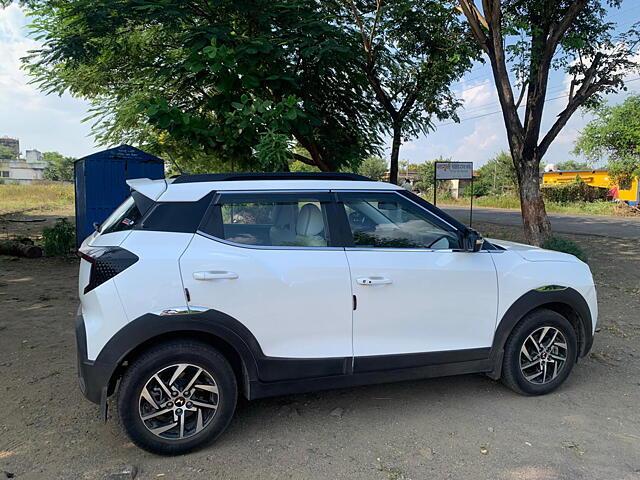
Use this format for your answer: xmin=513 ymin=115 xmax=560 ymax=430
xmin=470 ymin=176 xmax=474 ymax=227
xmin=433 ymin=162 xmax=437 ymax=206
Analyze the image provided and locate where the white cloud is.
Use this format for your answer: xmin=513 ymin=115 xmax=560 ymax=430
xmin=0 ymin=5 xmax=96 ymax=157
xmin=451 ymin=119 xmax=507 ymax=166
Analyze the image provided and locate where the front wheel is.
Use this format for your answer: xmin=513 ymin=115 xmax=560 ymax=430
xmin=501 ymin=309 xmax=578 ymax=395
xmin=117 ymin=341 xmax=237 ymax=455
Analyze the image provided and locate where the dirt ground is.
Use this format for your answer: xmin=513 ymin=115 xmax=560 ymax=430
xmin=0 ymin=213 xmax=639 ymax=480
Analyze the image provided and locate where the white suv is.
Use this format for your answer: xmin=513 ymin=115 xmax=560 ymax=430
xmin=76 ymin=173 xmax=597 ymax=455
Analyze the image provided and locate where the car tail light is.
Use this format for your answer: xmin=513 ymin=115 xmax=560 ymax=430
xmin=78 ymin=246 xmax=139 ymax=294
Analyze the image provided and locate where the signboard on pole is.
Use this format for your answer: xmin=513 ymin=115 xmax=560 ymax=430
xmin=435 ymin=161 xmax=473 ymax=180
xmin=432 ymin=161 xmax=475 ymax=226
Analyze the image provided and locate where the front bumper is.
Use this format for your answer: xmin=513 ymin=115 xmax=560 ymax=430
xmin=75 ymin=308 xmax=112 ymax=413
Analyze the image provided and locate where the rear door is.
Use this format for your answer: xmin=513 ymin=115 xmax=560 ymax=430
xmin=336 ymin=191 xmax=498 ymax=365
xmin=180 ymin=191 xmax=353 ymax=360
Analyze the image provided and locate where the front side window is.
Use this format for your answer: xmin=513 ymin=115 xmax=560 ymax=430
xmin=338 ymin=192 xmax=459 ymax=249
xmin=212 ymin=192 xmax=332 ymax=247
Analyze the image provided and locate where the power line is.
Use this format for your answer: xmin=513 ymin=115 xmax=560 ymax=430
xmin=438 ymin=77 xmax=640 ymax=126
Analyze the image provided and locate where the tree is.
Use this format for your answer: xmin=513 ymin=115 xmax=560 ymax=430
xmin=42 ymin=152 xmax=75 ymax=181
xmin=475 ymin=151 xmax=517 ymax=196
xmin=456 ymin=1 xmax=640 ymax=245
xmin=554 ymin=159 xmax=592 ymax=171
xmin=0 ymin=145 xmax=17 ymax=160
xmin=358 ymin=156 xmax=388 ymax=181
xmin=24 ymin=0 xmax=384 ymax=173
xmin=339 ymin=0 xmax=478 ymax=185
xmin=574 ymin=94 xmax=640 ymax=189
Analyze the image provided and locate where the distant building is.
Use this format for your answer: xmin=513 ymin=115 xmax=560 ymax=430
xmin=25 ymin=149 xmax=43 ymax=163
xmin=0 ymin=159 xmax=47 ymax=184
xmin=0 ymin=139 xmax=47 ymax=184
xmin=0 ymin=136 xmax=19 ymax=157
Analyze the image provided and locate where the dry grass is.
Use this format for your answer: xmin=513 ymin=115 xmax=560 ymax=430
xmin=0 ymin=183 xmax=74 ymax=216
xmin=437 ymin=195 xmax=621 ymax=216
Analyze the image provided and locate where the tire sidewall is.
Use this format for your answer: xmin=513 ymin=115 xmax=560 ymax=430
xmin=506 ymin=311 xmax=578 ymax=395
xmin=118 ymin=343 xmax=237 ymax=455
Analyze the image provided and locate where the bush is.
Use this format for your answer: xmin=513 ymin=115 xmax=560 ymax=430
xmin=42 ymin=218 xmax=76 ymax=256
xmin=541 ymin=177 xmax=610 ymax=203
xmin=541 ymin=236 xmax=588 ymax=262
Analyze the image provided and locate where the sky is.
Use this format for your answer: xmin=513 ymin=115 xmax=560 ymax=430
xmin=1 ymin=3 xmax=639 ymax=167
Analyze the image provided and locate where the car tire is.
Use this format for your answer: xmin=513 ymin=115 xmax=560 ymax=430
xmin=117 ymin=340 xmax=237 ymax=455
xmin=501 ymin=308 xmax=577 ymax=396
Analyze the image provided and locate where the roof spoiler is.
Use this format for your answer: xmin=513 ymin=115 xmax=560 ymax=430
xmin=125 ymin=178 xmax=168 ymax=201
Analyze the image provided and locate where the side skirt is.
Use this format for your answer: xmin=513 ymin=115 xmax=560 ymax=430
xmin=248 ymin=357 xmax=493 ymax=400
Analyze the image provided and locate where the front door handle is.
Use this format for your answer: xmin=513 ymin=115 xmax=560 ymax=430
xmin=356 ymin=276 xmax=393 ymax=286
xmin=193 ymin=271 xmax=239 ymax=281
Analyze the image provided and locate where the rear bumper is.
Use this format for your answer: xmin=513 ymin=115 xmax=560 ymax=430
xmin=75 ymin=308 xmax=111 ymax=407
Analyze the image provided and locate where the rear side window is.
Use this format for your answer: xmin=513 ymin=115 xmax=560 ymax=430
xmin=204 ymin=192 xmax=333 ymax=247
xmin=100 ymin=197 xmax=142 ymax=234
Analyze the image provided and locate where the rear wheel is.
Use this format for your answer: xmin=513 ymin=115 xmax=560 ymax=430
xmin=117 ymin=341 xmax=237 ymax=455
xmin=501 ymin=309 xmax=577 ymax=395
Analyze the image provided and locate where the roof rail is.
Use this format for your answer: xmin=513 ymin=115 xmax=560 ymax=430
xmin=171 ymin=172 xmax=372 ymax=184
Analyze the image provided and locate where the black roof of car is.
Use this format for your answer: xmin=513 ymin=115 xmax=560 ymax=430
xmin=171 ymin=172 xmax=372 ymax=184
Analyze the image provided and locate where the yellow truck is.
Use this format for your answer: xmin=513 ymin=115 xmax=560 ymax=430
xmin=542 ymin=169 xmax=639 ymax=206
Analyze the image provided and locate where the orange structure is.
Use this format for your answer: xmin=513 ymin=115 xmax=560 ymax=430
xmin=542 ymin=169 xmax=639 ymax=205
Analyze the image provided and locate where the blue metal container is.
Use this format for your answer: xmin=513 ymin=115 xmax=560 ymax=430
xmin=74 ymin=145 xmax=164 ymax=246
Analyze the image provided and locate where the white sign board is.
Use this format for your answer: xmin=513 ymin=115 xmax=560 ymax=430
xmin=435 ymin=162 xmax=473 ymax=180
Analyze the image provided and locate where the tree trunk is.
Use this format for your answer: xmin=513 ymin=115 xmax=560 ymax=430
xmin=515 ymin=156 xmax=551 ymax=246
xmin=389 ymin=126 xmax=401 ymax=185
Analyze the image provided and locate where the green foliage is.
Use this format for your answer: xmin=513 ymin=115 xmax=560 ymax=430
xmin=24 ymin=0 xmax=384 ymax=173
xmin=470 ymin=151 xmax=518 ymax=197
xmin=412 ymin=157 xmax=452 ymax=196
xmin=0 ymin=145 xmax=17 ymax=160
xmin=541 ymin=237 xmax=588 ymax=263
xmin=574 ymin=95 xmax=640 ymax=189
xmin=335 ymin=0 xmax=478 ymax=181
xmin=42 ymin=218 xmax=75 ymax=256
xmin=358 ymin=157 xmax=388 ymax=181
xmin=541 ymin=177 xmax=610 ymax=203
xmin=42 ymin=152 xmax=75 ymax=182
xmin=554 ymin=160 xmax=593 ymax=171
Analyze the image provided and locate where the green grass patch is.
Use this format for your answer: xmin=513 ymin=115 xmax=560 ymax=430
xmin=541 ymin=236 xmax=588 ymax=262
xmin=438 ymin=195 xmax=617 ymax=216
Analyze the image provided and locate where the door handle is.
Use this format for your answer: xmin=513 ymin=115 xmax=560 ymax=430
xmin=193 ymin=271 xmax=239 ymax=281
xmin=356 ymin=276 xmax=392 ymax=286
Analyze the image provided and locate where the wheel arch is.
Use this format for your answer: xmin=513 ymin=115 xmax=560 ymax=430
xmin=487 ymin=287 xmax=593 ymax=379
xmin=95 ymin=310 xmax=263 ymax=409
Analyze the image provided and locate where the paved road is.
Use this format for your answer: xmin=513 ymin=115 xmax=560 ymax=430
xmin=442 ymin=205 xmax=640 ymax=239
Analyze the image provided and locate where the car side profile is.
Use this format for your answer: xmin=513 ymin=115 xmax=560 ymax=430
xmin=76 ymin=172 xmax=597 ymax=455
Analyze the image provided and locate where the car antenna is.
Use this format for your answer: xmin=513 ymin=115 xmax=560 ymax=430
xmin=165 ymin=151 xmax=186 ymax=175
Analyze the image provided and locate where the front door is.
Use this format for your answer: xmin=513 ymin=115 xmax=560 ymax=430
xmin=336 ymin=191 xmax=498 ymax=365
xmin=180 ymin=191 xmax=353 ymax=360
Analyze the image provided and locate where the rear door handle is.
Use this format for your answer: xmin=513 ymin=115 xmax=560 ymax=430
xmin=193 ymin=271 xmax=239 ymax=281
xmin=356 ymin=276 xmax=393 ymax=286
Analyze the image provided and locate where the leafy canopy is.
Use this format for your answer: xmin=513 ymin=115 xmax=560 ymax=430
xmin=23 ymin=0 xmax=384 ymax=172
xmin=358 ymin=156 xmax=388 ymax=181
xmin=42 ymin=152 xmax=75 ymax=182
xmin=574 ymin=94 xmax=640 ymax=188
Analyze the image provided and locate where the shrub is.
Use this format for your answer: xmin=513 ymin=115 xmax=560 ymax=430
xmin=541 ymin=177 xmax=610 ymax=203
xmin=42 ymin=218 xmax=76 ymax=256
xmin=541 ymin=236 xmax=588 ymax=262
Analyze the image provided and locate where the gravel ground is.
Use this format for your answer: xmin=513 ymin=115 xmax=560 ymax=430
xmin=0 ymin=220 xmax=639 ymax=480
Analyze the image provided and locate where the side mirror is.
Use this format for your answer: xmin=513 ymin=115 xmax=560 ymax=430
xmin=462 ymin=229 xmax=483 ymax=252
xmin=93 ymin=221 xmax=102 ymax=233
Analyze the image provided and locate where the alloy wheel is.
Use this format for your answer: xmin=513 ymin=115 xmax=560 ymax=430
xmin=519 ymin=326 xmax=568 ymax=384
xmin=138 ymin=363 xmax=219 ymax=440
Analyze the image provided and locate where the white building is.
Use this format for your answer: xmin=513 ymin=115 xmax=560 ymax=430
xmin=0 ymin=141 xmax=47 ymax=185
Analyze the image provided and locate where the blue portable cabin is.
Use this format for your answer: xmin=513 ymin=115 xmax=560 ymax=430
xmin=74 ymin=145 xmax=165 ymax=246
